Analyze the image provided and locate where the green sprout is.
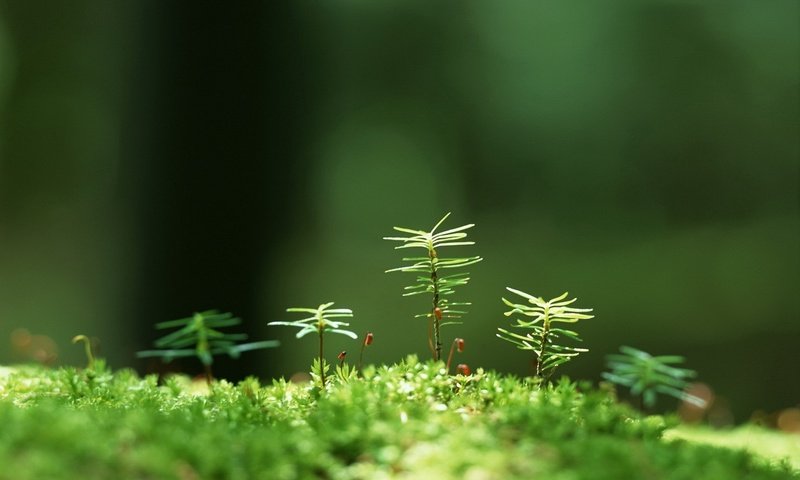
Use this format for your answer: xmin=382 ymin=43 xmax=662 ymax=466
xmin=384 ymin=212 xmax=483 ymax=361
xmin=496 ymin=288 xmax=594 ymax=383
xmin=268 ymin=302 xmax=356 ymax=389
xmin=137 ymin=310 xmax=279 ymax=385
xmin=602 ymin=345 xmax=706 ymax=410
xmin=72 ymin=334 xmax=96 ymax=369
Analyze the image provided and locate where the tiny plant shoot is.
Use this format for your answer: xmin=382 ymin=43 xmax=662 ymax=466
xmin=268 ymin=302 xmax=356 ymax=389
xmin=384 ymin=212 xmax=483 ymax=361
xmin=137 ymin=310 xmax=279 ymax=385
xmin=602 ymin=345 xmax=707 ymax=410
xmin=72 ymin=334 xmax=96 ymax=369
xmin=497 ymin=288 xmax=594 ymax=383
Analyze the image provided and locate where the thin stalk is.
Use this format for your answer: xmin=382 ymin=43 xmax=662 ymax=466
xmin=427 ymin=317 xmax=435 ymax=356
xmin=72 ymin=335 xmax=95 ymax=369
xmin=530 ymin=357 xmax=539 ymax=377
xmin=358 ymin=344 xmax=366 ymax=372
xmin=446 ymin=339 xmax=456 ymax=374
xmin=357 ymin=332 xmax=373 ymax=373
xmin=635 ymin=393 xmax=645 ymax=414
xmin=203 ymin=364 xmax=213 ymax=386
xmin=536 ymin=307 xmax=551 ymax=380
xmin=429 ymin=245 xmax=441 ymax=361
xmin=319 ymin=328 xmax=326 ymax=389
xmin=197 ymin=320 xmax=212 ymax=386
xmin=446 ymin=338 xmax=465 ymax=374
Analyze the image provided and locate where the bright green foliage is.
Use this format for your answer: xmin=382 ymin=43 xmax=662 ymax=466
xmin=333 ymin=360 xmax=359 ymax=384
xmin=0 ymin=361 xmax=796 ymax=479
xmin=268 ymin=302 xmax=356 ymax=388
xmin=602 ymin=345 xmax=706 ymax=409
xmin=384 ymin=212 xmax=483 ymax=360
xmin=137 ymin=310 xmax=279 ymax=383
xmin=497 ymin=288 xmax=594 ymax=381
xmin=269 ymin=303 xmax=357 ymax=340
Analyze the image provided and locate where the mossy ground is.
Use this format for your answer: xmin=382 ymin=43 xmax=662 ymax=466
xmin=666 ymin=425 xmax=800 ymax=471
xmin=0 ymin=359 xmax=796 ymax=480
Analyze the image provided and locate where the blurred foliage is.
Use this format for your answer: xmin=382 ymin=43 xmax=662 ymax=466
xmin=603 ymin=345 xmax=705 ymax=409
xmin=0 ymin=1 xmax=798 ymax=421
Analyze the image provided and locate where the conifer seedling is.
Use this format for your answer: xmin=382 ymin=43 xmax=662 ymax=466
xmin=137 ymin=310 xmax=279 ymax=385
xmin=602 ymin=345 xmax=706 ymax=410
xmin=497 ymin=288 xmax=594 ymax=383
xmin=384 ymin=212 xmax=482 ymax=361
xmin=268 ymin=302 xmax=357 ymax=388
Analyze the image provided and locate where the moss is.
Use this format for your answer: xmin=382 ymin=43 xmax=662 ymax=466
xmin=0 ymin=358 xmax=796 ymax=480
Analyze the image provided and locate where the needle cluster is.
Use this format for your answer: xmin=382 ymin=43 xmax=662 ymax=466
xmin=137 ymin=310 xmax=279 ymax=384
xmin=496 ymin=288 xmax=594 ymax=382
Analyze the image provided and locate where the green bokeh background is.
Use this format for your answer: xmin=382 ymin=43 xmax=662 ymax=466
xmin=0 ymin=1 xmax=797 ymax=421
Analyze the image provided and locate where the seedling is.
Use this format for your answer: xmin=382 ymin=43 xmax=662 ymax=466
xmin=137 ymin=310 xmax=279 ymax=385
xmin=384 ymin=212 xmax=482 ymax=361
xmin=602 ymin=345 xmax=706 ymax=410
xmin=445 ymin=337 xmax=465 ymax=374
xmin=268 ymin=302 xmax=357 ymax=388
xmin=497 ymin=288 xmax=594 ymax=383
xmin=72 ymin=334 xmax=96 ymax=369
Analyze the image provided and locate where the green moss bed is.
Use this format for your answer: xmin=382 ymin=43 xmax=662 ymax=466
xmin=0 ymin=359 xmax=796 ymax=480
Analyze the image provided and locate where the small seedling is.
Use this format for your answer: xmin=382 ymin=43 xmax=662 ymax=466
xmin=445 ymin=337 xmax=465 ymax=374
xmin=497 ymin=288 xmax=594 ymax=383
xmin=137 ymin=310 xmax=279 ymax=385
xmin=384 ymin=212 xmax=482 ymax=361
xmin=602 ymin=345 xmax=706 ymax=410
xmin=268 ymin=302 xmax=357 ymax=389
xmin=72 ymin=334 xmax=96 ymax=369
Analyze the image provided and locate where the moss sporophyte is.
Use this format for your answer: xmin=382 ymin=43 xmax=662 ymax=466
xmin=357 ymin=332 xmax=374 ymax=373
xmin=446 ymin=337 xmax=465 ymax=374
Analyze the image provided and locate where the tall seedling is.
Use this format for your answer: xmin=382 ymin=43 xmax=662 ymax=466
xmin=384 ymin=213 xmax=482 ymax=361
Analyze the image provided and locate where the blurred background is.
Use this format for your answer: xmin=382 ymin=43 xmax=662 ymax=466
xmin=0 ymin=1 xmax=797 ymax=422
